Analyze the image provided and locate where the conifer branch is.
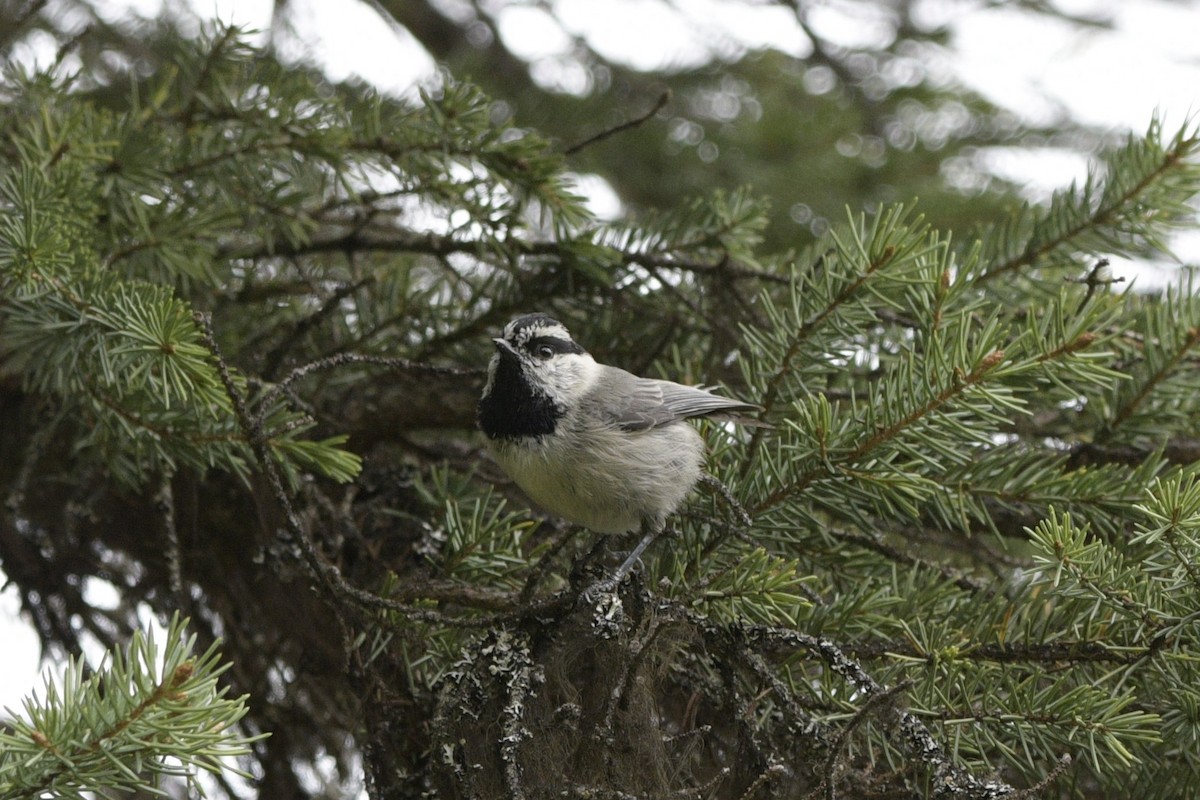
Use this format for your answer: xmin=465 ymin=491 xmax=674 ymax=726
xmin=218 ymin=224 xmax=785 ymax=283
xmin=762 ymin=246 xmax=892 ymax=411
xmin=195 ymin=313 xmax=483 ymax=626
xmin=813 ymin=679 xmax=913 ymax=800
xmin=752 ymin=350 xmax=1006 ymax=514
xmin=829 ymin=527 xmax=988 ymax=593
xmin=979 ymin=122 xmax=1200 ymax=283
xmin=1103 ymin=325 xmax=1200 ymax=436
xmin=257 ymin=351 xmax=479 ymax=414
xmin=0 ymin=615 xmax=259 ymax=799
xmin=736 ymin=623 xmax=1019 ymax=799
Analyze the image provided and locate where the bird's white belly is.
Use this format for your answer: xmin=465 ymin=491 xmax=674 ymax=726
xmin=488 ymin=423 xmax=706 ymax=534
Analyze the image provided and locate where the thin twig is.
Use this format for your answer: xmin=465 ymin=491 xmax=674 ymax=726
xmin=742 ymin=649 xmax=828 ymax=740
xmin=1069 ymin=257 xmax=1121 ymax=316
xmin=263 ymin=276 xmax=376 ymax=379
xmin=563 ymin=90 xmax=671 ymax=156
xmin=1009 ymin=754 xmax=1073 ymax=800
xmin=672 ymin=766 xmax=731 ymax=798
xmin=155 ymin=470 xmax=184 ymax=608
xmin=829 ymin=527 xmax=987 ymax=594
xmin=812 ymin=679 xmax=913 ymax=800
xmin=518 ymin=522 xmax=582 ymax=604
xmin=596 ymin=615 xmax=665 ymax=746
xmin=194 ymin=312 xmax=509 ymax=629
xmin=737 ymin=623 xmax=1017 ymax=799
xmin=736 ymin=763 xmax=789 ymax=800
xmin=699 ymin=472 xmax=752 ymax=528
xmin=256 ymin=352 xmax=479 ymax=419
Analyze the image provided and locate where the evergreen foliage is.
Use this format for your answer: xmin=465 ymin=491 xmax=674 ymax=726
xmin=0 ymin=614 xmax=258 ymax=799
xmin=1 ymin=11 xmax=1200 ymax=800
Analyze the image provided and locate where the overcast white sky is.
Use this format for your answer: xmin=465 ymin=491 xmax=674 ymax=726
xmin=3 ymin=0 xmax=1200 ymax=709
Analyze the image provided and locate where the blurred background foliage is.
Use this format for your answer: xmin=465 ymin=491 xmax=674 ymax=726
xmin=4 ymin=1 xmax=1200 ymax=799
xmin=4 ymin=0 xmax=1122 ymax=252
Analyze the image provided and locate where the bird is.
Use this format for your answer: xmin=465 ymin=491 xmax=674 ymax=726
xmin=477 ymin=312 xmax=758 ymax=593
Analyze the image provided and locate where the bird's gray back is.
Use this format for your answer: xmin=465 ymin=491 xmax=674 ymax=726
xmin=582 ymin=365 xmax=757 ymax=432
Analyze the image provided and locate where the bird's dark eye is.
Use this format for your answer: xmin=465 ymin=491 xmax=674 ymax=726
xmin=535 ymin=344 xmax=555 ymax=360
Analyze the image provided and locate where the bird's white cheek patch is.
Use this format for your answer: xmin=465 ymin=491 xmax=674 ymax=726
xmin=544 ymin=356 xmax=600 ymax=406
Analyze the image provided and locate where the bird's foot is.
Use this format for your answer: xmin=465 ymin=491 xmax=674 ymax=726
xmin=577 ymin=526 xmax=657 ymax=607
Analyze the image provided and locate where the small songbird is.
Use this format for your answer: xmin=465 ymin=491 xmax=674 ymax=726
xmin=477 ymin=313 xmax=757 ymax=584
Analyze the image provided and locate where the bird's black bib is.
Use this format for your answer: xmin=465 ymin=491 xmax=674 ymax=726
xmin=478 ymin=356 xmax=564 ymax=439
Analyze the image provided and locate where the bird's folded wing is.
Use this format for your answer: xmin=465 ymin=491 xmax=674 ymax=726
xmin=591 ymin=370 xmax=758 ymax=431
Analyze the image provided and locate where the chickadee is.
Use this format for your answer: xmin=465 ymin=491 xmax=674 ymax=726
xmin=477 ymin=313 xmax=757 ymax=582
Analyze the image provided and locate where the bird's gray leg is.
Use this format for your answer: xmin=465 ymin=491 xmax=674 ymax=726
xmin=580 ymin=519 xmax=658 ymax=603
xmin=611 ymin=521 xmax=658 ymax=585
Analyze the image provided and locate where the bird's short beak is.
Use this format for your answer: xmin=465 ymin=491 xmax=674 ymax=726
xmin=492 ymin=338 xmax=518 ymax=359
